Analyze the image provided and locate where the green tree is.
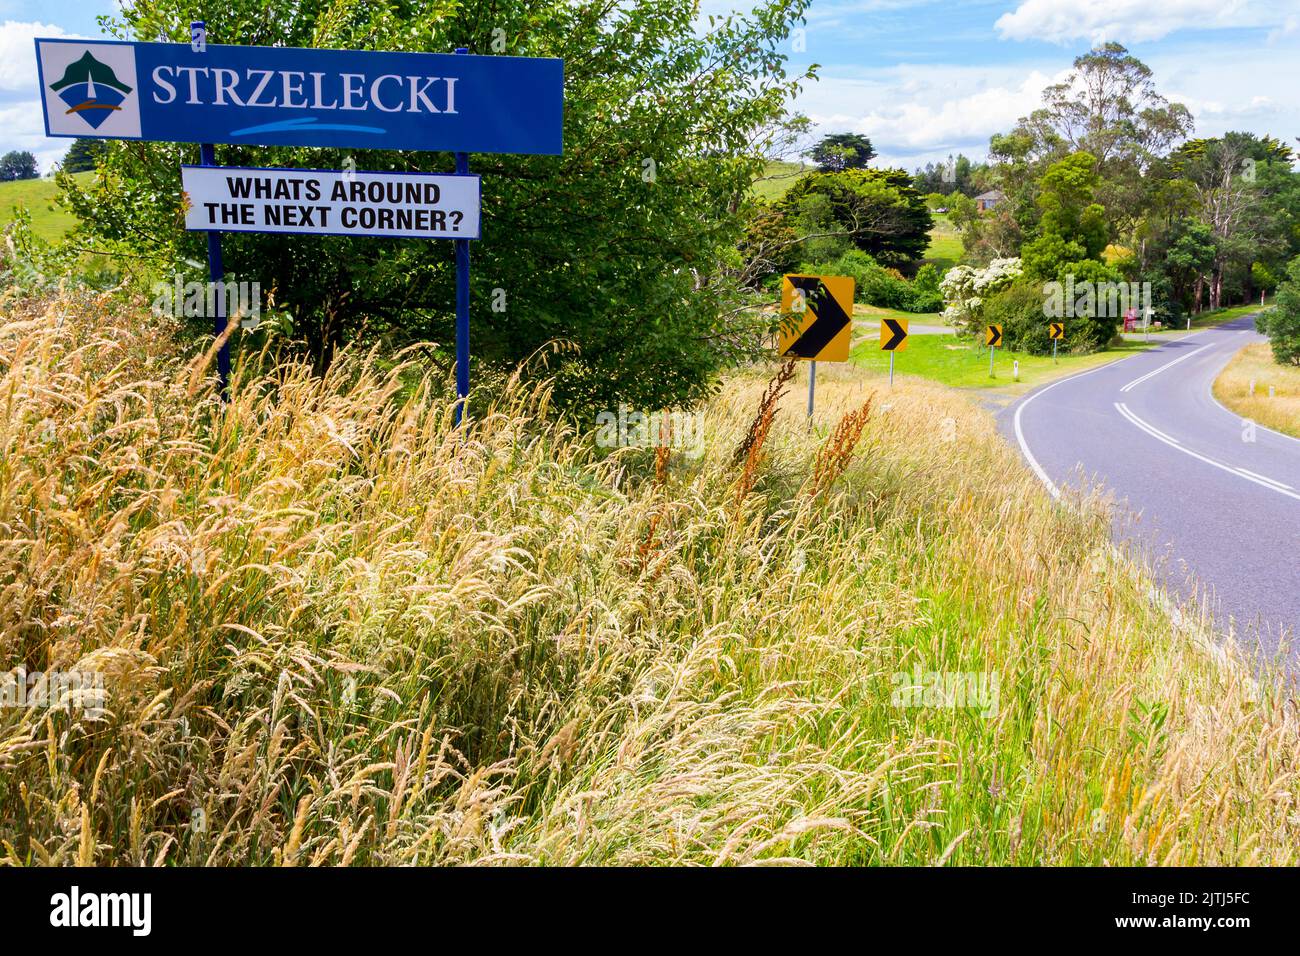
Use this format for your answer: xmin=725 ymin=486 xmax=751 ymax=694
xmin=1262 ymin=256 xmax=1300 ymax=366
xmin=60 ymin=0 xmax=814 ymax=414
xmin=1020 ymin=153 xmax=1109 ymax=281
xmin=1168 ymin=133 xmax=1288 ymax=309
xmin=807 ymin=133 xmax=875 ymax=172
xmin=998 ymin=44 xmax=1192 ymax=237
xmin=780 ymin=168 xmax=932 ymax=266
xmin=61 ymin=139 xmax=107 ymax=174
xmin=0 ymin=151 xmax=38 ymax=181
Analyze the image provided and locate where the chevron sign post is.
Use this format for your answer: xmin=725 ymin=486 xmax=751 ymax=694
xmin=780 ymin=274 xmax=855 ymax=422
xmin=986 ymin=323 xmax=1002 ymax=377
xmin=1049 ymin=321 xmax=1064 ymax=364
xmin=880 ymin=316 xmax=908 ymax=386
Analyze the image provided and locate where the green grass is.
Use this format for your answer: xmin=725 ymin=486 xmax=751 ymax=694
xmin=922 ymin=214 xmax=962 ymax=271
xmin=851 ymin=331 xmax=1154 ymax=397
xmin=752 ymin=159 xmax=810 ymax=201
xmin=0 ymin=173 xmax=91 ymax=243
xmin=853 ymin=302 xmax=944 ymax=325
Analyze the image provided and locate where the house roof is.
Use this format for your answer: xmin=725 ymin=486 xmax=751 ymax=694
xmin=974 ymin=189 xmax=1005 ymax=202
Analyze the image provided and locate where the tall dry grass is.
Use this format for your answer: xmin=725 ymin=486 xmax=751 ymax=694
xmin=1 ymin=290 xmax=1297 ymax=866
xmin=1213 ymin=342 xmax=1300 ymax=440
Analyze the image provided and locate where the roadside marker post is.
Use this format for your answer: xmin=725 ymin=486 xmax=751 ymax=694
xmin=808 ymin=361 xmax=816 ymax=424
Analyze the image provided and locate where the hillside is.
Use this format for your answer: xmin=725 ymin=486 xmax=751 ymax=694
xmin=0 ymin=172 xmax=92 ymax=243
xmin=1 ymin=289 xmax=1295 ymax=865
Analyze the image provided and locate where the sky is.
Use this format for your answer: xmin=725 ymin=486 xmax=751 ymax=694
xmin=1 ymin=0 xmax=1298 ymax=174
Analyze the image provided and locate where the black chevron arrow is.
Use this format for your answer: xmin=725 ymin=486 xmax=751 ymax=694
xmin=1049 ymin=322 xmax=1063 ymax=339
xmin=881 ymin=318 xmax=907 ymax=351
xmin=986 ymin=325 xmax=1002 ymax=347
xmin=784 ymin=277 xmax=851 ymax=358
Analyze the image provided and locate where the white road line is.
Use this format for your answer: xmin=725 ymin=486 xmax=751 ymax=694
xmin=1237 ymin=468 xmax=1294 ymax=491
xmin=1012 ymin=329 xmax=1216 ymax=501
xmin=1114 ymin=402 xmax=1300 ymax=502
xmin=1120 ymin=342 xmax=1215 ymax=393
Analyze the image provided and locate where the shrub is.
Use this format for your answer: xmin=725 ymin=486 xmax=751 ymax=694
xmin=809 ymin=250 xmax=941 ymax=313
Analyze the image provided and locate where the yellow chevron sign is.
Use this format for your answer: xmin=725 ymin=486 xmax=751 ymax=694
xmin=1049 ymin=322 xmax=1064 ymax=340
xmin=985 ymin=324 xmax=1003 ymax=347
xmin=780 ymin=274 xmax=855 ymax=362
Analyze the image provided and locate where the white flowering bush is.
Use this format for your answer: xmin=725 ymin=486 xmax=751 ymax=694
xmin=941 ymin=257 xmax=1023 ymax=334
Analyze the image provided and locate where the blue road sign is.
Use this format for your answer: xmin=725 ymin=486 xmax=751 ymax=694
xmin=35 ymin=37 xmax=563 ymax=155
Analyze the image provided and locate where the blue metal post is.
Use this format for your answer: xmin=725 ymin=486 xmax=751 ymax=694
xmin=193 ymin=22 xmax=229 ymax=399
xmin=453 ymin=47 xmax=471 ymax=425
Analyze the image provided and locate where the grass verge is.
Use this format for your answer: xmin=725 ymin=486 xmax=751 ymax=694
xmin=1212 ymin=342 xmax=1300 ymax=439
xmin=1 ymin=290 xmax=1295 ymax=865
xmin=851 ymin=332 xmax=1155 ymax=398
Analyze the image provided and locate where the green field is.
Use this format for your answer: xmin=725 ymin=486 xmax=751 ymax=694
xmin=0 ymin=173 xmax=91 ymax=243
xmin=751 ymin=158 xmax=810 ymax=201
xmin=851 ymin=331 xmax=1155 ymax=397
xmin=923 ymin=213 xmax=963 ymax=270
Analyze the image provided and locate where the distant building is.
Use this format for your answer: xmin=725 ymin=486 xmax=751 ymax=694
xmin=975 ymin=189 xmax=1005 ymax=212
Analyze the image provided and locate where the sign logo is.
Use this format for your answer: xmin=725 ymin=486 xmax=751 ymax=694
xmin=1048 ymin=322 xmax=1064 ymax=340
xmin=880 ymin=316 xmax=909 ymax=352
xmin=49 ymin=51 xmax=133 ymax=130
xmin=780 ymin=274 xmax=855 ymax=362
xmin=985 ymin=324 xmax=1003 ymax=348
xmin=38 ymin=41 xmax=142 ymax=138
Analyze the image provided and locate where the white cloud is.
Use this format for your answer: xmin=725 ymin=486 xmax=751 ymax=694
xmin=0 ymin=20 xmax=73 ymax=91
xmin=0 ymin=100 xmax=66 ymax=173
xmin=995 ymin=0 xmax=1283 ymax=44
xmin=796 ymin=63 xmax=1067 ymax=168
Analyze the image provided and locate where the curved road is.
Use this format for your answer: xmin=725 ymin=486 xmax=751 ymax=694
xmin=1003 ymin=315 xmax=1298 ymax=667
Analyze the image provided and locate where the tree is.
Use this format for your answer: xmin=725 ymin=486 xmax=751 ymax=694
xmin=0 ymin=151 xmax=38 ymax=181
xmin=61 ymin=139 xmax=107 ymax=174
xmin=807 ymin=133 xmax=875 ymax=172
xmin=913 ymin=153 xmax=987 ymax=197
xmin=1261 ymin=255 xmax=1300 ymax=366
xmin=780 ymin=168 xmax=933 ymax=266
xmin=61 ymin=0 xmax=816 ymax=414
xmin=1020 ymin=153 xmax=1109 ymax=281
xmin=998 ymin=44 xmax=1192 ymax=236
xmin=1013 ymin=44 xmax=1192 ymax=170
xmin=1169 ymin=133 xmax=1284 ymax=309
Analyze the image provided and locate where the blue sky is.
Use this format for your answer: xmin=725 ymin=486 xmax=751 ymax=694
xmin=2 ymin=0 xmax=1298 ymax=173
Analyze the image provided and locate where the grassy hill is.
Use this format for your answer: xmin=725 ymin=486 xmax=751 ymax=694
xmin=751 ymin=158 xmax=811 ymax=201
xmin=0 ymin=288 xmax=1295 ymax=865
xmin=0 ymin=172 xmax=91 ymax=243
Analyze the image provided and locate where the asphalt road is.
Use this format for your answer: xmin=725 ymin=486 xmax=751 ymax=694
xmin=1003 ymin=315 xmax=1298 ymax=667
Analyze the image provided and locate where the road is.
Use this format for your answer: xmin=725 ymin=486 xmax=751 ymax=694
xmin=1003 ymin=315 xmax=1298 ymax=667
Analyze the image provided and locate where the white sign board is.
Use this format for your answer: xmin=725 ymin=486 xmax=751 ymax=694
xmin=181 ymin=166 xmax=481 ymax=239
